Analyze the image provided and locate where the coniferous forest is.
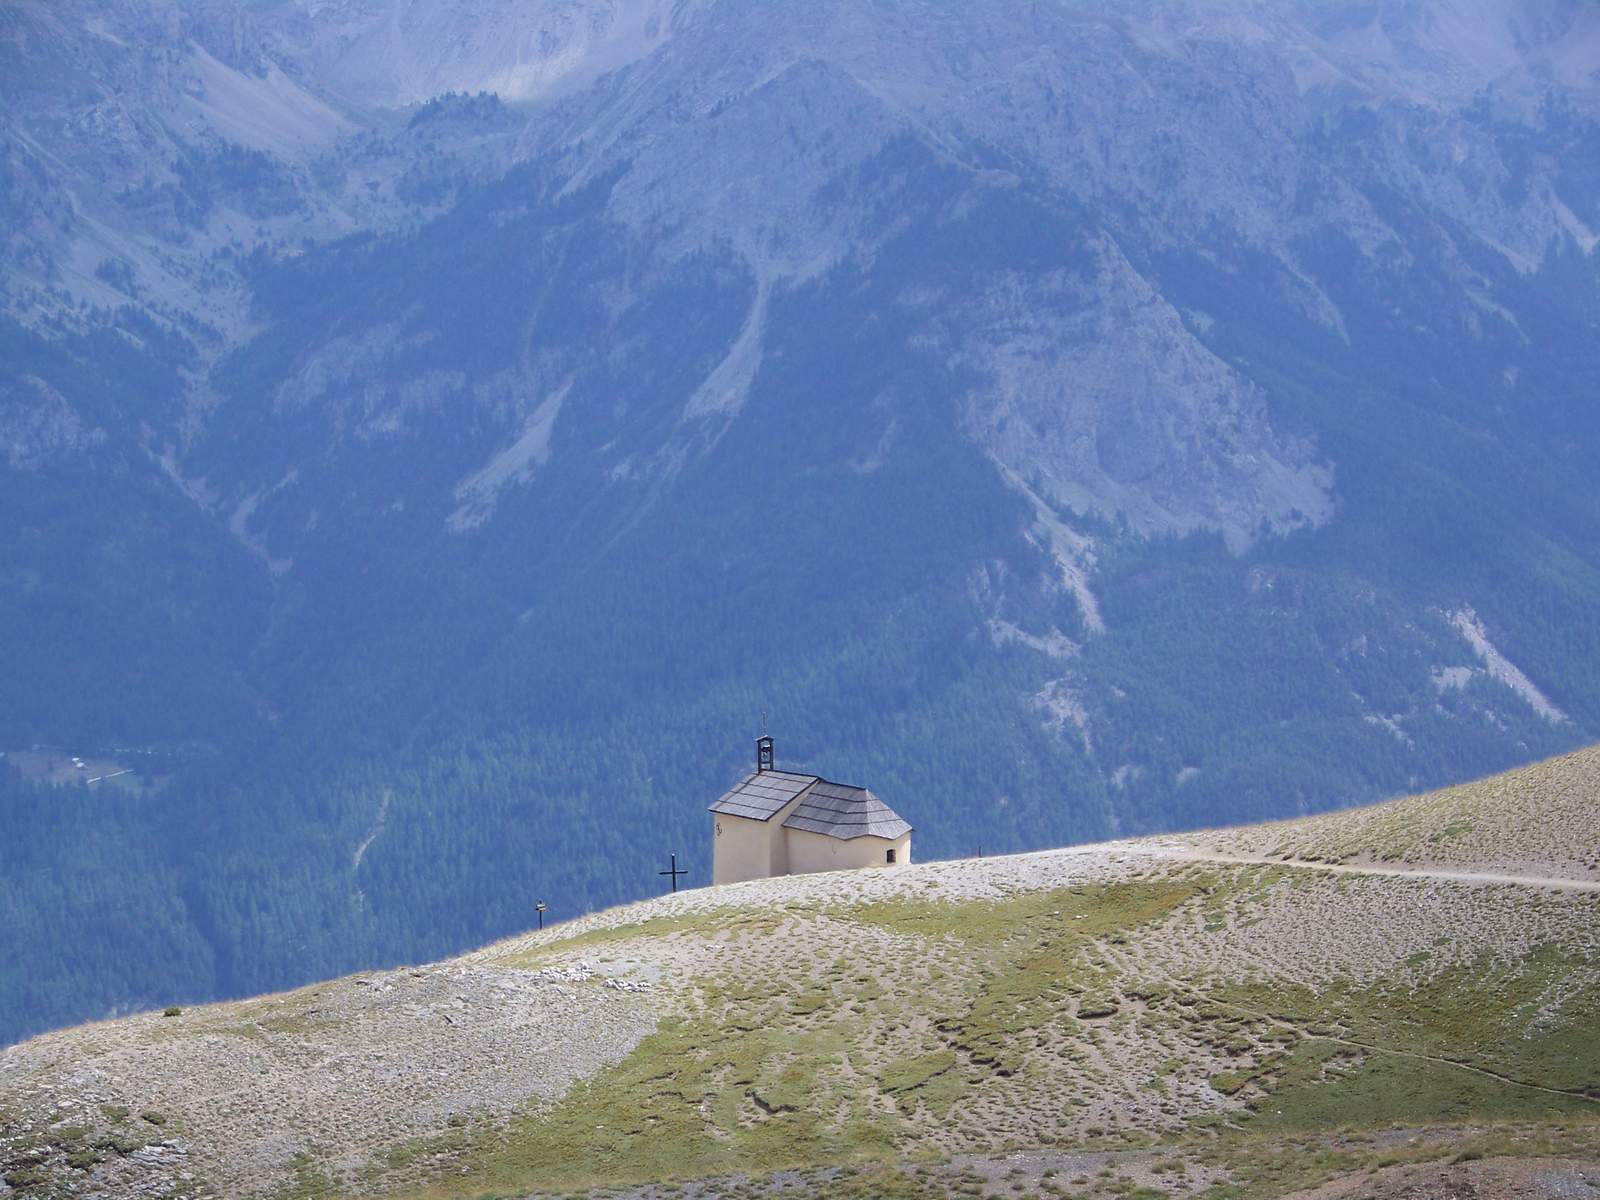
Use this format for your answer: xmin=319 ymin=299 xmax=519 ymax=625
xmin=4 ymin=1 xmax=1600 ymax=1046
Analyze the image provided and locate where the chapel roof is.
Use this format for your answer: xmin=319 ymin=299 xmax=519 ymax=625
xmin=708 ymin=770 xmax=817 ymax=822
xmin=709 ymin=771 xmax=912 ymax=841
xmin=782 ymin=780 xmax=912 ymax=841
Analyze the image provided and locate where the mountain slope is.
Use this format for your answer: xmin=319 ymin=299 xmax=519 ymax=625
xmin=3 ymin=748 xmax=1598 ymax=1199
xmin=4 ymin=0 xmax=1600 ymax=1046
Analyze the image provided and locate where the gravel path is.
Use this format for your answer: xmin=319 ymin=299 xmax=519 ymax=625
xmin=1137 ymin=845 xmax=1600 ymax=893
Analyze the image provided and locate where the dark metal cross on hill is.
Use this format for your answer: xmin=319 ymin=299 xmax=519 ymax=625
xmin=658 ymin=853 xmax=687 ymax=893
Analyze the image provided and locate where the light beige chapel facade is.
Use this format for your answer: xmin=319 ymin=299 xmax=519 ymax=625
xmin=710 ymin=737 xmax=913 ymax=886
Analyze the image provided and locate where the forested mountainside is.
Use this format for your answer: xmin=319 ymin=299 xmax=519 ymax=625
xmin=3 ymin=0 xmax=1600 ymax=1044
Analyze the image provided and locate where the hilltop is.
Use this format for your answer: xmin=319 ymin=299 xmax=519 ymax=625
xmin=1170 ymin=745 xmax=1600 ymax=885
xmin=3 ymin=747 xmax=1599 ymax=1199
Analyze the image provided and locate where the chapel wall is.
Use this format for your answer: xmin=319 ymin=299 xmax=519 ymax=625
xmin=783 ymin=827 xmax=911 ymax=876
xmin=712 ymin=814 xmax=777 ymax=885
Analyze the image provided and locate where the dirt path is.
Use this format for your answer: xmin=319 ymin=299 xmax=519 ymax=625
xmin=1123 ymin=845 xmax=1600 ymax=894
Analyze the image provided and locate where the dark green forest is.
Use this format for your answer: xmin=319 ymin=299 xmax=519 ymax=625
xmin=4 ymin=66 xmax=1600 ymax=1047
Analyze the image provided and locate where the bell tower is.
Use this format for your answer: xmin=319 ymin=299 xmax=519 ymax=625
xmin=756 ymin=735 xmax=774 ymax=774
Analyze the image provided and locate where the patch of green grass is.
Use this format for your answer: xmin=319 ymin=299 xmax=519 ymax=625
xmin=1209 ymin=1071 xmax=1250 ymax=1097
xmin=1077 ymin=996 xmax=1119 ymax=1020
xmin=1238 ymin=1039 xmax=1592 ymax=1133
xmin=880 ymin=1049 xmax=957 ymax=1096
xmin=90 ymin=1130 xmax=146 ymax=1156
xmin=271 ymin=1151 xmax=334 ymax=1200
xmin=846 ymin=882 xmax=1200 ymax=946
xmin=799 ymin=1163 xmax=958 ymax=1198
xmin=383 ymin=1125 xmax=470 ymax=1172
xmin=389 ymin=880 xmax=1207 ymax=1198
xmin=1159 ymin=941 xmax=1600 ymax=1138
xmin=856 ymin=882 xmax=1204 ymax=1076
xmin=879 ymin=1049 xmax=969 ymax=1115
xmin=65 ymin=1146 xmax=104 ymax=1171
xmin=400 ymin=997 xmax=893 ymax=1197
xmin=2 ymin=1166 xmax=52 ymax=1191
xmin=790 ymin=990 xmax=830 ymax=1016
xmin=1222 ymin=944 xmax=1600 ymax=1102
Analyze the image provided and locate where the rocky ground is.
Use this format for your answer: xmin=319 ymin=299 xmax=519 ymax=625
xmin=0 ymin=959 xmax=660 ymax=1197
xmin=4 ymin=749 xmax=1600 ymax=1199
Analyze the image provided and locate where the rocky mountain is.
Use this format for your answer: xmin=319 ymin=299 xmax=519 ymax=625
xmin=4 ymin=746 xmax=1599 ymax=1198
xmin=3 ymin=0 xmax=1600 ymax=1043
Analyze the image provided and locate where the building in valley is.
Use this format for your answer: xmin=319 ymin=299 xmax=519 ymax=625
xmin=709 ymin=737 xmax=912 ymax=885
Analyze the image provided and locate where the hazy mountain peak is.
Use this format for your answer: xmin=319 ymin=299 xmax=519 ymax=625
xmin=257 ymin=0 xmax=691 ymax=110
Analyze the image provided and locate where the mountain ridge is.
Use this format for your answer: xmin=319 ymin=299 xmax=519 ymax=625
xmin=4 ymin=0 xmax=1600 ymax=1052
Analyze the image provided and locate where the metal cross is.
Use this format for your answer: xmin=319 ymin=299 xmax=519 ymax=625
xmin=658 ymin=853 xmax=688 ymax=893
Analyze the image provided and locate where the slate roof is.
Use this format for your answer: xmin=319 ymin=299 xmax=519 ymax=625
xmin=709 ymin=771 xmax=912 ymax=841
xmin=708 ymin=770 xmax=818 ymax=822
xmin=782 ymin=781 xmax=912 ymax=841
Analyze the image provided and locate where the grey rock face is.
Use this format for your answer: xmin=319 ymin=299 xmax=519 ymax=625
xmin=7 ymin=0 xmax=1597 ymax=543
xmin=0 ymin=376 xmax=105 ymax=469
xmin=948 ymin=245 xmax=1335 ymax=548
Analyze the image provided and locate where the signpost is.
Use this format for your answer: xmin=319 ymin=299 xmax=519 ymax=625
xmin=535 ymin=900 xmax=547 ymax=930
xmin=658 ymin=853 xmax=687 ymax=894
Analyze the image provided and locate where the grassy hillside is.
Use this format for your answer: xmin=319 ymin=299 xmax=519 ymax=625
xmin=3 ymin=749 xmax=1598 ymax=1199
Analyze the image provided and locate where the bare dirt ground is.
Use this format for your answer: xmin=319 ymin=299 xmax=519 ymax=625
xmin=1281 ymin=1155 xmax=1600 ymax=1200
xmin=600 ymin=1146 xmax=1600 ymax=1200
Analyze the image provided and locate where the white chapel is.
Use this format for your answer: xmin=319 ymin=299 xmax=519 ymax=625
xmin=709 ymin=737 xmax=913 ymax=885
